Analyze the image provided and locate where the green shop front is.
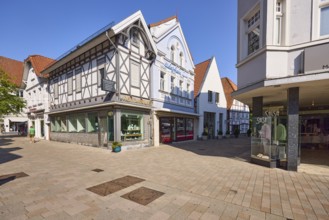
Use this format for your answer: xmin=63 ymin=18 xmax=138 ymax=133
xmin=49 ymin=104 xmax=151 ymax=149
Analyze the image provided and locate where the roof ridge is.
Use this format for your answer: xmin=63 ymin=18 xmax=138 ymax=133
xmin=149 ymin=15 xmax=178 ymax=28
xmin=195 ymin=58 xmax=212 ymax=67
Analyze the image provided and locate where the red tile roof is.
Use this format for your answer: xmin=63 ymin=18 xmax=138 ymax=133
xmin=0 ymin=56 xmax=24 ymax=87
xmin=221 ymin=77 xmax=237 ymax=109
xmin=194 ymin=59 xmax=211 ymax=98
xmin=149 ymin=15 xmax=178 ymax=27
xmin=25 ymin=55 xmax=55 ymax=78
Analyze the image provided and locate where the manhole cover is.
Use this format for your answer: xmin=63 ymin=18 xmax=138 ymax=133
xmin=86 ymin=175 xmax=144 ymax=196
xmin=121 ymin=187 xmax=164 ymax=206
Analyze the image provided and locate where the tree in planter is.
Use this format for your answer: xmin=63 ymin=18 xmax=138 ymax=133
xmin=217 ymin=130 xmax=223 ymax=139
xmin=0 ymin=69 xmax=26 ymax=117
xmin=202 ymin=130 xmax=208 ymax=140
xmin=225 ymin=129 xmax=230 ymax=138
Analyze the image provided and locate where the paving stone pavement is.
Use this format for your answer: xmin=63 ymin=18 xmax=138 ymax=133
xmin=0 ymin=136 xmax=328 ymax=219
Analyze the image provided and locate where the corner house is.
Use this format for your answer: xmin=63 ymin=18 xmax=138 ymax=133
xmin=41 ymin=11 xmax=157 ymax=149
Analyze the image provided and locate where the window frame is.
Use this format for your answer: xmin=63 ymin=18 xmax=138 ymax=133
xmin=160 ymin=71 xmax=165 ymax=91
xmin=208 ymin=90 xmax=213 ymax=103
xmin=130 ymin=60 xmax=140 ymax=88
xmin=75 ymin=68 xmax=82 ymax=93
xmin=246 ymin=9 xmax=261 ymax=55
xmin=320 ymin=1 xmax=329 ymax=37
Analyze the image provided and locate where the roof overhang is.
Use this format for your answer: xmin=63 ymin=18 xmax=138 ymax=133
xmin=232 ymin=72 xmax=329 ymax=109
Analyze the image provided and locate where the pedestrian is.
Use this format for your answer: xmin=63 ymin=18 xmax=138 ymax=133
xmin=29 ymin=125 xmax=35 ymax=143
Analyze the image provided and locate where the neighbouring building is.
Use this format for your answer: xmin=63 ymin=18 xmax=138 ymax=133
xmin=149 ymin=16 xmax=198 ymax=145
xmin=0 ymin=56 xmax=27 ymax=133
xmin=221 ymin=77 xmax=250 ymax=135
xmin=41 ymin=11 xmax=157 ymax=149
xmin=235 ymin=0 xmax=329 ymax=170
xmin=22 ymin=55 xmax=55 ymax=140
xmin=194 ymin=57 xmax=227 ymax=139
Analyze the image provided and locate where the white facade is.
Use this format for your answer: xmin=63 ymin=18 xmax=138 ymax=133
xmin=195 ymin=57 xmax=227 ymax=138
xmin=23 ymin=60 xmax=50 ymax=140
xmin=149 ymin=16 xmax=197 ymax=146
xmin=228 ymin=99 xmax=250 ymax=134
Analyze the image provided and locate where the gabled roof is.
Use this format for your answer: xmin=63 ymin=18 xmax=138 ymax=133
xmin=149 ymin=15 xmax=178 ymax=28
xmin=194 ymin=58 xmax=211 ymax=98
xmin=221 ymin=77 xmax=237 ymax=109
xmin=25 ymin=55 xmax=55 ymax=77
xmin=0 ymin=56 xmax=23 ymax=87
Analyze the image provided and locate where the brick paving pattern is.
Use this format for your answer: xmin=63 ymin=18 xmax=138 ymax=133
xmin=0 ymin=136 xmax=328 ymax=219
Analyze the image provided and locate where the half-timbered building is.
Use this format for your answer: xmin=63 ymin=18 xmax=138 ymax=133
xmin=149 ymin=16 xmax=198 ymax=145
xmin=41 ymin=11 xmax=157 ymax=149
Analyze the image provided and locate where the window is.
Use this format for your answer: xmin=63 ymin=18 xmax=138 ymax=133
xmin=67 ymin=72 xmax=73 ymax=95
xmin=97 ymin=57 xmax=106 ymax=86
xmin=171 ymin=45 xmax=175 ymax=62
xmin=320 ymin=3 xmax=329 ymax=36
xmin=215 ymin=92 xmax=219 ymax=103
xmin=171 ymin=76 xmax=175 ymax=93
xmin=247 ymin=10 xmax=261 ymax=54
xmin=86 ymin=113 xmax=98 ymax=133
xmin=131 ymin=60 xmax=140 ymax=87
xmin=187 ymin=83 xmax=190 ymax=99
xmin=76 ymin=114 xmax=85 ymax=132
xmin=121 ymin=112 xmax=143 ymax=141
xmin=160 ymin=71 xmax=165 ymax=91
xmin=131 ymin=29 xmax=139 ymax=45
xmin=179 ymin=80 xmax=183 ymax=96
xmin=75 ymin=68 xmax=82 ymax=93
xmin=208 ymin=90 xmax=213 ymax=102
xmin=54 ymin=79 xmax=59 ymax=98
xmin=68 ymin=115 xmax=77 ymax=132
xmin=180 ymin=52 xmax=184 ymax=67
xmin=274 ymin=0 xmax=283 ymax=45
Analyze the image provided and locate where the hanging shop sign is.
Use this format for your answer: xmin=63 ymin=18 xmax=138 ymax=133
xmin=102 ymin=79 xmax=116 ymax=92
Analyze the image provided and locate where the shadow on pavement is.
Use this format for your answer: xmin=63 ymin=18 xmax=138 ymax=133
xmin=168 ymin=136 xmax=251 ymax=162
xmin=301 ymin=148 xmax=329 ymax=167
xmin=0 ymin=147 xmax=22 ymax=164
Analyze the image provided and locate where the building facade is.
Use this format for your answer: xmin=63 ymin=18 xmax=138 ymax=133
xmin=221 ymin=77 xmax=250 ymax=135
xmin=235 ymin=0 xmax=329 ymax=170
xmin=23 ymin=55 xmax=55 ymax=140
xmin=149 ymin=16 xmax=198 ymax=145
xmin=41 ymin=11 xmax=157 ymax=149
xmin=0 ymin=56 xmax=27 ymax=134
xmin=194 ymin=57 xmax=227 ymax=139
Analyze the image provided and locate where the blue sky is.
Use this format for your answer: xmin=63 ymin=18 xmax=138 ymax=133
xmin=1 ymin=0 xmax=237 ymax=82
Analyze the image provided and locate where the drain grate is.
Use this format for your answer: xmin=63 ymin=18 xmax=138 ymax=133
xmin=0 ymin=172 xmax=29 ymax=185
xmin=92 ymin=169 xmax=104 ymax=173
xmin=86 ymin=175 xmax=144 ymax=196
xmin=121 ymin=187 xmax=164 ymax=206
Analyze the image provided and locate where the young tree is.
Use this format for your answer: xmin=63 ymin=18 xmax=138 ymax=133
xmin=0 ymin=68 xmax=26 ymax=116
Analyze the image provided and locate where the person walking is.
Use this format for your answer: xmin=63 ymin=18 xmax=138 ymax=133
xmin=29 ymin=125 xmax=35 ymax=143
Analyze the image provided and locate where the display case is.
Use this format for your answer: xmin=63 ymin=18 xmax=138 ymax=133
xmin=251 ymin=116 xmax=287 ymax=168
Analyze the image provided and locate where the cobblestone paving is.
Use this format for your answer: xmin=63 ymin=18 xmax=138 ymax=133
xmin=0 ymin=136 xmax=328 ymax=219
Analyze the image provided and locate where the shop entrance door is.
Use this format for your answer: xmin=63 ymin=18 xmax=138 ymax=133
xmin=160 ymin=118 xmax=174 ymax=143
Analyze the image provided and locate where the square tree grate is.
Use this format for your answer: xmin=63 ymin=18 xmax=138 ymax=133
xmin=121 ymin=187 xmax=164 ymax=206
xmin=86 ymin=175 xmax=144 ymax=196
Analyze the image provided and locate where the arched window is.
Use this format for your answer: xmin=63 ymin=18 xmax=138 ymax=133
xmin=131 ymin=29 xmax=139 ymax=45
xmin=171 ymin=45 xmax=175 ymax=62
xmin=179 ymin=52 xmax=184 ymax=66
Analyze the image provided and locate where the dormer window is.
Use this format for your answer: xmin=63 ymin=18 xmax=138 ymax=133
xmin=171 ymin=45 xmax=175 ymax=62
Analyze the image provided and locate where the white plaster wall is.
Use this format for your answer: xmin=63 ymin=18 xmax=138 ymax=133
xmin=197 ymin=58 xmax=227 ymax=137
xmin=266 ymin=51 xmax=288 ymax=78
xmin=237 ymin=53 xmax=266 ymax=88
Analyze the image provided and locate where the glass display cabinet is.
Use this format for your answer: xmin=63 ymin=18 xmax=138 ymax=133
xmin=251 ymin=116 xmax=287 ymax=168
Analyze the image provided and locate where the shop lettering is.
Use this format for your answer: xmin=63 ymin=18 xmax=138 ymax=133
xmin=323 ymin=64 xmax=329 ymax=69
xmin=256 ymin=117 xmax=268 ymax=124
xmin=265 ymin=111 xmax=279 ymax=117
xmin=164 ymin=62 xmax=189 ymax=78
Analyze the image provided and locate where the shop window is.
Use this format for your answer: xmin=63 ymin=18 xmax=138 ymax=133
xmin=76 ymin=114 xmax=85 ymax=132
xmin=176 ymin=118 xmax=186 ymax=141
xmin=186 ymin=118 xmax=194 ymax=140
xmin=68 ymin=115 xmax=77 ymax=132
xmin=87 ymin=112 xmax=98 ymax=133
xmin=50 ymin=118 xmax=57 ymax=132
xmin=55 ymin=117 xmax=60 ymax=132
xmin=60 ymin=116 xmax=67 ymax=132
xmin=121 ymin=112 xmax=143 ymax=141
